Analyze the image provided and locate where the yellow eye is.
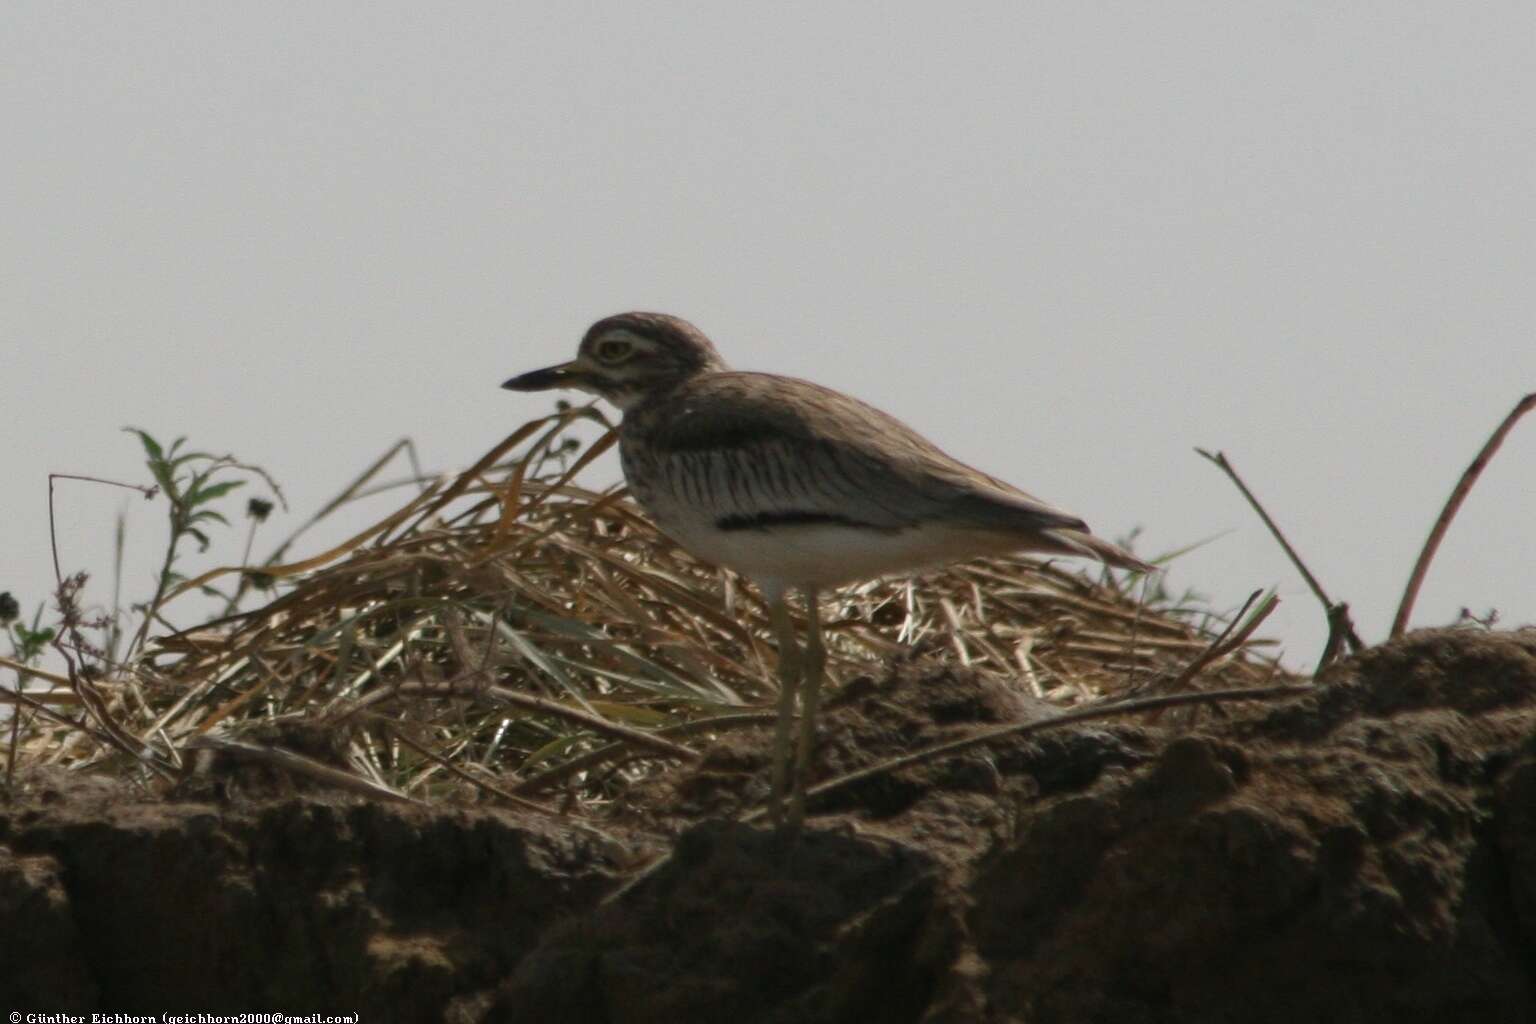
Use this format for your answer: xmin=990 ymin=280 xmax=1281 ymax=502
xmin=595 ymin=339 xmax=633 ymax=362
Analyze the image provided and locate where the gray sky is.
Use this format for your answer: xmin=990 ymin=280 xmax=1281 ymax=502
xmin=5 ymin=2 xmax=1534 ymax=670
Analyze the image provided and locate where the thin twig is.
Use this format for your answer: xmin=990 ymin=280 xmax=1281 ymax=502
xmin=1163 ymin=589 xmax=1278 ymax=692
xmin=1121 ymin=571 xmax=1152 ymax=691
xmin=47 ymin=473 xmax=158 ymax=588
xmin=1316 ymin=601 xmax=1355 ymax=673
xmin=0 ymin=677 xmax=135 ymax=749
xmin=386 ymin=724 xmax=641 ymax=851
xmin=440 ymin=610 xmax=702 ymax=763
xmin=512 ymin=711 xmax=777 ymax=795
xmin=387 ymin=724 xmax=564 ymax=817
xmin=1196 ymin=448 xmax=1362 ymax=654
xmin=1124 ymin=588 xmax=1276 ymax=696
xmin=478 ymin=684 xmax=703 ymax=763
xmin=742 ymin=681 xmax=1313 ymax=823
xmin=42 ymin=524 xmax=175 ymax=777
xmin=182 ymin=734 xmax=423 ymax=804
xmin=262 ymin=439 xmax=422 ymax=571
xmin=4 ymin=654 xmax=19 ymax=787
xmin=1391 ymin=392 xmax=1536 ymax=638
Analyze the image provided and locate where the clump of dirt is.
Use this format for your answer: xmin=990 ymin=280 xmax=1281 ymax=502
xmin=0 ymin=784 xmax=625 ymax=1020
xmin=493 ymin=822 xmax=954 ymax=1024
xmin=5 ymin=628 xmax=1536 ymax=1022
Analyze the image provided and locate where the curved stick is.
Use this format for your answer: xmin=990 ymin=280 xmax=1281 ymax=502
xmin=1391 ymin=393 xmax=1536 ymax=638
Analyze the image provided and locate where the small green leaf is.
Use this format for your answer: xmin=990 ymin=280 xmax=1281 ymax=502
xmin=153 ymin=467 xmax=179 ymax=500
xmin=187 ymin=480 xmax=245 ymax=506
xmin=15 ymin=625 xmax=56 ymax=659
xmin=125 ymin=427 xmax=163 ymax=461
xmin=125 ymin=428 xmax=177 ymax=495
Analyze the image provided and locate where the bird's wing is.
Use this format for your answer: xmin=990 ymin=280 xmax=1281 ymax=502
xmin=627 ymin=372 xmax=1090 ymax=536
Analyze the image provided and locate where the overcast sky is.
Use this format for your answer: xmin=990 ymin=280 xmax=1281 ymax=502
xmin=5 ymin=2 xmax=1533 ymax=671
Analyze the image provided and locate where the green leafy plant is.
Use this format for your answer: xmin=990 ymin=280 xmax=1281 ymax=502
xmin=1 ymin=592 xmax=54 ymax=664
xmin=122 ymin=428 xmax=282 ymax=657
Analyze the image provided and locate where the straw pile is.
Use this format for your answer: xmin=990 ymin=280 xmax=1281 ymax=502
xmin=4 ymin=407 xmax=1284 ymax=817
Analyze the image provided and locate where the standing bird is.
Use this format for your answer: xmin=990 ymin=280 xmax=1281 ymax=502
xmin=504 ymin=312 xmax=1153 ymax=830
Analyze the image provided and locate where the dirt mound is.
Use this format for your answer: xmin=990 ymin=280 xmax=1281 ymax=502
xmin=5 ymin=628 xmax=1535 ymax=1022
xmin=0 ymin=791 xmax=625 ymax=1019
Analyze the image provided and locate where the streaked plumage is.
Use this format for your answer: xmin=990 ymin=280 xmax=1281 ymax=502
xmin=504 ymin=311 xmax=1153 ymax=829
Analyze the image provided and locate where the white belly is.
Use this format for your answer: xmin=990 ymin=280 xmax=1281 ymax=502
xmin=652 ymin=508 xmax=1017 ymax=599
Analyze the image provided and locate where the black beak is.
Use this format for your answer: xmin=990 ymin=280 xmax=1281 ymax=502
xmin=502 ymin=361 xmax=581 ymax=392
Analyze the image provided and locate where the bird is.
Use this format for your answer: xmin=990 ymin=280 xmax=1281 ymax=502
xmin=504 ymin=312 xmax=1154 ymax=830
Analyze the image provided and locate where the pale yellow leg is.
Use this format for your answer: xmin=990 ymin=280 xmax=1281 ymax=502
xmin=767 ymin=596 xmax=802 ymax=829
xmin=788 ymin=588 xmax=826 ymax=830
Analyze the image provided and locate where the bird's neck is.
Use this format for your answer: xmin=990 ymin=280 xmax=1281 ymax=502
xmin=618 ymin=372 xmax=708 ymax=419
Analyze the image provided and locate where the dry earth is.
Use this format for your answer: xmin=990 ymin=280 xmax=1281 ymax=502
xmin=3 ymin=628 xmax=1534 ymax=1022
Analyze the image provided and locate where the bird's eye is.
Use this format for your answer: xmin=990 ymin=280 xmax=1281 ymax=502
xmin=595 ymin=339 xmax=634 ymax=362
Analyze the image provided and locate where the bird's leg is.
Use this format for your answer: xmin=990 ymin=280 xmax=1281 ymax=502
xmin=767 ymin=595 xmax=803 ymax=829
xmin=788 ymin=588 xmax=826 ymax=829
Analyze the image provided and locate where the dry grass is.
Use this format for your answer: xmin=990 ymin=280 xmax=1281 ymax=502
xmin=3 ymin=407 xmax=1288 ymax=817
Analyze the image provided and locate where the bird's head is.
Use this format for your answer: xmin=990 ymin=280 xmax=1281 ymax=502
xmin=503 ymin=312 xmax=727 ymax=410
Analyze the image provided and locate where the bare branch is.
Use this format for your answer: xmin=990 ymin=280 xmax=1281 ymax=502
xmin=1391 ymin=392 xmax=1536 ymax=638
xmin=1196 ymin=448 xmax=1363 ymax=657
xmin=745 ymin=681 xmax=1313 ymax=823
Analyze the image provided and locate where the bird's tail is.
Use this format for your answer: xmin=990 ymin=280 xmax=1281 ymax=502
xmin=1041 ymin=529 xmax=1158 ymax=574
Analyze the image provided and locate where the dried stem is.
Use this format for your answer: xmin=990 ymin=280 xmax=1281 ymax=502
xmin=1163 ymin=588 xmax=1278 ymax=692
xmin=47 ymin=473 xmax=158 ymax=589
xmin=440 ymin=610 xmax=702 ymax=763
xmin=1391 ymin=392 xmax=1536 ymax=638
xmin=512 ymin=711 xmax=776 ymax=796
xmin=1196 ymin=448 xmax=1363 ymax=657
xmin=1316 ymin=601 xmax=1356 ymax=673
xmin=748 ymin=680 xmax=1313 ymax=822
xmin=182 ymin=734 xmax=421 ymax=804
xmin=387 ymin=724 xmax=565 ymax=818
